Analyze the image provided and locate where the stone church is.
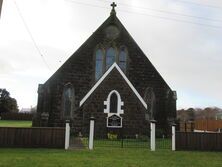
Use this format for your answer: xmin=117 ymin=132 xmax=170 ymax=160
xmin=33 ymin=3 xmax=177 ymax=137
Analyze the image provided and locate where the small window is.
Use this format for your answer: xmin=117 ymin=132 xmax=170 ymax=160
xmin=106 ymin=47 xmax=116 ymax=69
xmin=110 ymin=93 xmax=118 ymax=113
xmin=104 ymin=90 xmax=124 ymax=115
xmin=62 ymin=84 xmax=74 ymax=118
xmin=119 ymin=46 xmax=127 ymax=73
xmin=95 ymin=49 xmax=104 ymax=80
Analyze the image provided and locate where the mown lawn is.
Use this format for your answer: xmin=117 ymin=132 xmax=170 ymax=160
xmin=0 ymin=148 xmax=222 ymax=167
xmin=0 ymin=120 xmax=32 ymax=127
xmin=82 ymin=138 xmax=171 ymax=149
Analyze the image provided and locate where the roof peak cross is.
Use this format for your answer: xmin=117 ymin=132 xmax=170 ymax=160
xmin=110 ymin=2 xmax=117 ymax=15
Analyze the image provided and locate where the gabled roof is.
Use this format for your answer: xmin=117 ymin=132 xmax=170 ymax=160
xmin=80 ymin=63 xmax=147 ymax=109
xmin=44 ymin=10 xmax=172 ymax=93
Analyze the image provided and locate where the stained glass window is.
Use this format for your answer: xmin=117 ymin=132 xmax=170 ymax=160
xmin=95 ymin=49 xmax=104 ymax=80
xmin=119 ymin=46 xmax=127 ymax=73
xmin=106 ymin=47 xmax=116 ymax=69
xmin=110 ymin=93 xmax=118 ymax=113
xmin=95 ymin=45 xmax=128 ymax=80
xmin=144 ymin=87 xmax=156 ymax=120
xmin=63 ymin=84 xmax=74 ymax=117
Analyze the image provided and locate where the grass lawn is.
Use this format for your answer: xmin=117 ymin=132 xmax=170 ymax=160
xmin=0 ymin=120 xmax=32 ymax=127
xmin=93 ymin=139 xmax=150 ymax=148
xmin=0 ymin=148 xmax=221 ymax=167
xmin=82 ymin=138 xmax=171 ymax=149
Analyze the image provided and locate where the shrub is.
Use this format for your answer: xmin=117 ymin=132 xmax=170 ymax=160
xmin=0 ymin=112 xmax=33 ymax=120
xmin=137 ymin=135 xmax=149 ymax=141
xmin=107 ymin=133 xmax=118 ymax=140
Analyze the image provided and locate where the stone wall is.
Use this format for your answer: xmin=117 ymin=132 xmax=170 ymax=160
xmin=34 ymin=13 xmax=176 ymax=135
xmin=81 ymin=68 xmax=148 ymax=137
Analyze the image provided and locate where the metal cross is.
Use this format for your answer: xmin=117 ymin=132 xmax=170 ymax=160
xmin=111 ymin=2 xmax=117 ymax=11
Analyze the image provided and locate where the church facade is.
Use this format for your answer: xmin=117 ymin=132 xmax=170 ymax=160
xmin=33 ymin=5 xmax=177 ymax=137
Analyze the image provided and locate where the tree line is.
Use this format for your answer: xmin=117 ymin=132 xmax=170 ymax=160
xmin=177 ymin=107 xmax=222 ymax=121
xmin=0 ymin=88 xmax=18 ymax=114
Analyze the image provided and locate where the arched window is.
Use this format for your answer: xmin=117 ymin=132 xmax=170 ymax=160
xmin=119 ymin=46 xmax=127 ymax=73
xmin=110 ymin=93 xmax=118 ymax=113
xmin=95 ymin=49 xmax=104 ymax=80
xmin=62 ymin=84 xmax=74 ymax=118
xmin=104 ymin=90 xmax=124 ymax=115
xmin=94 ymin=45 xmax=128 ymax=80
xmin=144 ymin=87 xmax=156 ymax=120
xmin=106 ymin=47 xmax=116 ymax=69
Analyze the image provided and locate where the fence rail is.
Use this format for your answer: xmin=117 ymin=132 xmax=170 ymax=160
xmin=195 ymin=120 xmax=222 ymax=131
xmin=93 ymin=137 xmax=150 ymax=148
xmin=176 ymin=132 xmax=222 ymax=151
xmin=0 ymin=127 xmax=65 ymax=148
xmin=179 ymin=120 xmax=222 ymax=132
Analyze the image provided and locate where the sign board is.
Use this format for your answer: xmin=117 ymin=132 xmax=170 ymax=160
xmin=107 ymin=114 xmax=122 ymax=128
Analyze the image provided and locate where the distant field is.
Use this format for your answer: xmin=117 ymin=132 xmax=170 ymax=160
xmin=0 ymin=120 xmax=32 ymax=127
xmin=0 ymin=148 xmax=222 ymax=167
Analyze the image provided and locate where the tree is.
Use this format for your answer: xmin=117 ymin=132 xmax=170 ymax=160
xmin=0 ymin=88 xmax=18 ymax=113
xmin=177 ymin=108 xmax=195 ymax=121
xmin=177 ymin=107 xmax=222 ymax=121
xmin=186 ymin=108 xmax=195 ymax=121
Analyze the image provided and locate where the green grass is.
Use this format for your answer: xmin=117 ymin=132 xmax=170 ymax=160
xmin=82 ymin=138 xmax=171 ymax=149
xmin=0 ymin=120 xmax=32 ymax=127
xmin=0 ymin=148 xmax=222 ymax=167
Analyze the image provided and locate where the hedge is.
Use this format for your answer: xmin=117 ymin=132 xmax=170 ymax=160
xmin=0 ymin=113 xmax=33 ymax=120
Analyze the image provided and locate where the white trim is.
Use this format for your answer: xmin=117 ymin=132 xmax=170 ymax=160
xmin=79 ymin=63 xmax=147 ymax=109
xmin=104 ymin=90 xmax=124 ymax=116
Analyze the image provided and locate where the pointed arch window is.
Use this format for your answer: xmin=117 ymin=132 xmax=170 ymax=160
xmin=95 ymin=49 xmax=104 ymax=80
xmin=104 ymin=90 xmax=124 ymax=128
xmin=104 ymin=90 xmax=124 ymax=116
xmin=62 ymin=84 xmax=74 ymax=118
xmin=110 ymin=93 xmax=118 ymax=113
xmin=144 ymin=87 xmax=156 ymax=120
xmin=94 ymin=45 xmax=128 ymax=81
xmin=106 ymin=47 xmax=116 ymax=70
xmin=119 ymin=46 xmax=127 ymax=73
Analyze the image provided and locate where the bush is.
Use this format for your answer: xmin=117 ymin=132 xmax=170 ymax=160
xmin=137 ymin=135 xmax=149 ymax=141
xmin=107 ymin=133 xmax=118 ymax=140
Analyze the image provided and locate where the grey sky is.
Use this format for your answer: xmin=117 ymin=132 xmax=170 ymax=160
xmin=0 ymin=0 xmax=222 ymax=109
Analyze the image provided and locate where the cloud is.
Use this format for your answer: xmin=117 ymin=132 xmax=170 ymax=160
xmin=0 ymin=59 xmax=14 ymax=74
xmin=0 ymin=40 xmax=68 ymax=109
xmin=118 ymin=0 xmax=222 ymax=108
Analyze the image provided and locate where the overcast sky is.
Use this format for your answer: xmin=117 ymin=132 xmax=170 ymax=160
xmin=0 ymin=0 xmax=222 ymax=110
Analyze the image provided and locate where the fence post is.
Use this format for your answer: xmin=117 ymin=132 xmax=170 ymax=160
xmin=172 ymin=123 xmax=176 ymax=151
xmin=150 ymin=120 xmax=156 ymax=151
xmin=65 ymin=120 xmax=70 ymax=150
xmin=89 ymin=116 xmax=95 ymax=150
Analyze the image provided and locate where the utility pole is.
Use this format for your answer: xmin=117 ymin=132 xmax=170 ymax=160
xmin=0 ymin=0 xmax=3 ymax=18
